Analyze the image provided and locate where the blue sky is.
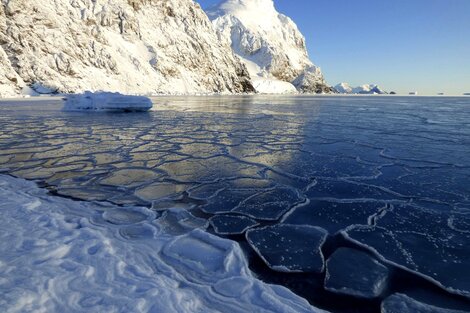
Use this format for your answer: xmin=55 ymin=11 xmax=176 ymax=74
xmin=197 ymin=0 xmax=470 ymax=95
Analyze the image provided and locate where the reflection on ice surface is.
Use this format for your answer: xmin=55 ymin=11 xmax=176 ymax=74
xmin=0 ymin=95 xmax=469 ymax=312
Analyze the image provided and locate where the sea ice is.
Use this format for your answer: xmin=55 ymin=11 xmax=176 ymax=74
xmin=100 ymin=169 xmax=163 ymax=187
xmin=344 ymin=204 xmax=470 ymax=297
xmin=210 ymin=214 xmax=259 ymax=235
xmin=381 ymin=293 xmax=467 ymax=313
xmin=282 ymin=199 xmax=386 ymax=234
xmin=324 ymin=248 xmax=389 ymax=299
xmin=0 ymin=175 xmax=325 ymax=313
xmin=246 ymin=224 xmax=328 ymax=273
xmin=155 ymin=208 xmax=209 ymax=235
xmin=63 ymin=91 xmax=153 ymax=112
xmin=233 ymin=187 xmax=304 ymax=220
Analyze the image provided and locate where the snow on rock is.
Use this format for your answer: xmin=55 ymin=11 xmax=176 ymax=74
xmin=246 ymin=224 xmax=328 ymax=273
xmin=324 ymin=248 xmax=389 ymax=299
xmin=0 ymin=0 xmax=254 ymax=96
xmin=207 ymin=0 xmax=333 ymax=94
xmin=334 ymin=83 xmax=387 ymax=94
xmin=63 ymin=91 xmax=153 ymax=112
xmin=0 ymin=36 xmax=24 ymax=97
xmin=333 ymin=83 xmax=353 ymax=94
xmin=0 ymin=174 xmax=326 ymax=313
xmin=381 ymin=293 xmax=468 ymax=313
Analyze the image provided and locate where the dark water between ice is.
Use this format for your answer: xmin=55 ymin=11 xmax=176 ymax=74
xmin=0 ymin=95 xmax=469 ymax=312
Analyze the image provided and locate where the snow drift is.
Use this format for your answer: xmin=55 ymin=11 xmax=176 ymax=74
xmin=0 ymin=175 xmax=326 ymax=313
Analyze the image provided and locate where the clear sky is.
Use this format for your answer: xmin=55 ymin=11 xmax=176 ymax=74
xmin=197 ymin=0 xmax=470 ymax=95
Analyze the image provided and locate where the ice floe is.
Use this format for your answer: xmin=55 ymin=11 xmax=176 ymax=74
xmin=324 ymin=248 xmax=389 ymax=299
xmin=282 ymin=199 xmax=387 ymax=234
xmin=343 ymin=204 xmax=470 ymax=297
xmin=210 ymin=215 xmax=259 ymax=235
xmin=246 ymin=224 xmax=328 ymax=273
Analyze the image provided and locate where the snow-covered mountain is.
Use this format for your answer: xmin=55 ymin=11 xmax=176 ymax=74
xmin=207 ymin=0 xmax=333 ymax=94
xmin=0 ymin=0 xmax=254 ymax=97
xmin=334 ymin=83 xmax=387 ymax=95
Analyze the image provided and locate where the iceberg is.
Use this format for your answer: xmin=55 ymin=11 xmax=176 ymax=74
xmin=63 ymin=91 xmax=153 ymax=112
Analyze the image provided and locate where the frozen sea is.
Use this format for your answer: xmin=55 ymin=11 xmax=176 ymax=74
xmin=0 ymin=95 xmax=469 ymax=313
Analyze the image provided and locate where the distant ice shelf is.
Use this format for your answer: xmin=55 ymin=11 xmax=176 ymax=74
xmin=63 ymin=91 xmax=153 ymax=112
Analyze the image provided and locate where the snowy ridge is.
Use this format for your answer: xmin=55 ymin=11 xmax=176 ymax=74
xmin=207 ymin=0 xmax=333 ymax=94
xmin=0 ymin=0 xmax=254 ymax=97
xmin=0 ymin=175 xmax=326 ymax=313
xmin=334 ymin=83 xmax=387 ymax=95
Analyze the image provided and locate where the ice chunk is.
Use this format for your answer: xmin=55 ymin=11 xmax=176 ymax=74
xmin=344 ymin=204 xmax=470 ymax=297
xmin=233 ymin=187 xmax=304 ymax=221
xmin=201 ymin=189 xmax=258 ymax=214
xmin=102 ymin=207 xmax=152 ymax=225
xmin=100 ymin=169 xmax=162 ymax=187
xmin=306 ymin=178 xmax=395 ymax=201
xmin=282 ymin=199 xmax=386 ymax=234
xmin=155 ymin=208 xmax=208 ymax=235
xmin=63 ymin=91 xmax=152 ymax=112
xmin=324 ymin=248 xmax=389 ymax=299
xmin=246 ymin=224 xmax=328 ymax=273
xmin=162 ymin=229 xmax=246 ymax=283
xmin=381 ymin=293 xmax=467 ymax=313
xmin=210 ymin=215 xmax=259 ymax=235
xmin=135 ymin=182 xmax=189 ymax=201
xmin=199 ymin=184 xmax=302 ymax=221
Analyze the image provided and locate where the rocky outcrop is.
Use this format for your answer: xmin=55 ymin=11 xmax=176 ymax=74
xmin=0 ymin=0 xmax=254 ymax=97
xmin=207 ymin=0 xmax=332 ymax=94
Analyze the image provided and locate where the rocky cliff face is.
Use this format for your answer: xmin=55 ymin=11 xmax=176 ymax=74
xmin=207 ymin=0 xmax=332 ymax=94
xmin=0 ymin=0 xmax=254 ymax=97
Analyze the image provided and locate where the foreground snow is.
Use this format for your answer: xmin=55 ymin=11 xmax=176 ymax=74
xmin=63 ymin=92 xmax=153 ymax=112
xmin=0 ymin=175 xmax=324 ymax=313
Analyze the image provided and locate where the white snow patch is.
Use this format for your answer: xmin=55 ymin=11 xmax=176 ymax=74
xmin=0 ymin=175 xmax=326 ymax=313
xmin=252 ymin=79 xmax=297 ymax=94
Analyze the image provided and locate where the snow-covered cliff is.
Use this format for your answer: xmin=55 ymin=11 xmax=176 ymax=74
xmin=0 ymin=0 xmax=254 ymax=97
xmin=207 ymin=0 xmax=333 ymax=94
